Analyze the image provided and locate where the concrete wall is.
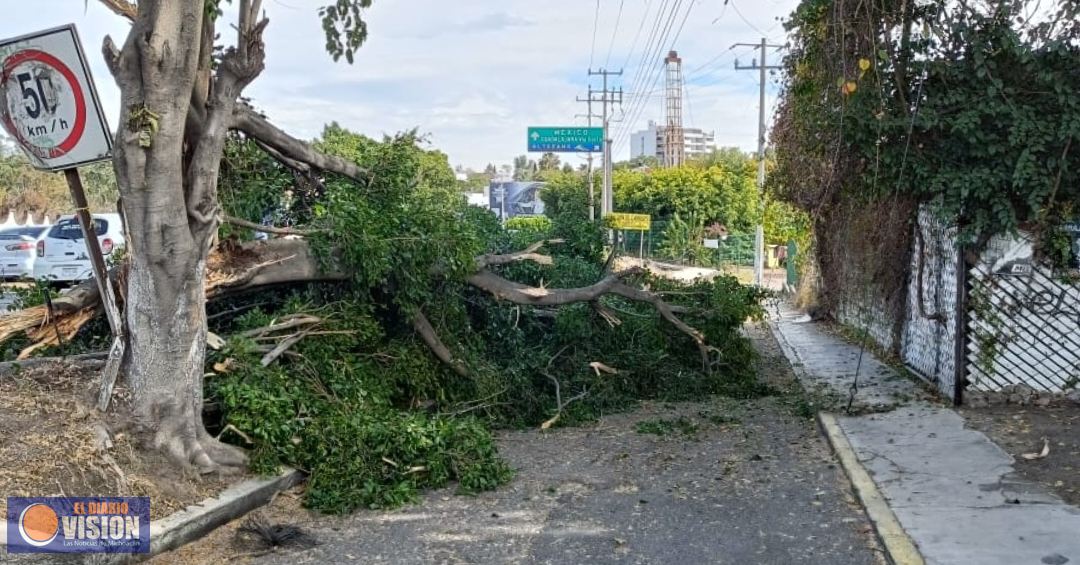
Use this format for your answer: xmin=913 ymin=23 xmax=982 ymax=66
xmin=835 ymin=293 xmax=900 ymax=354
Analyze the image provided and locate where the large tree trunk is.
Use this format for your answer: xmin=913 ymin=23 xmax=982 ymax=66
xmin=125 ymin=256 xmax=244 ymax=469
xmin=106 ymin=0 xmax=259 ymax=471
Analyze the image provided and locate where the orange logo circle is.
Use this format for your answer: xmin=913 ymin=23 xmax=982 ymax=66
xmin=19 ymin=503 xmax=59 ymax=546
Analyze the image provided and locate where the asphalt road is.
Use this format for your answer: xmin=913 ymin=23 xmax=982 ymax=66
xmin=229 ymin=327 xmax=883 ymax=565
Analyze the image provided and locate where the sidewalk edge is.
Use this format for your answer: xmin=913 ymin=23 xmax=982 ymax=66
xmin=817 ymin=412 xmax=924 ymax=565
xmin=767 ymin=319 xmax=806 ymax=379
xmin=104 ymin=467 xmax=304 ymax=564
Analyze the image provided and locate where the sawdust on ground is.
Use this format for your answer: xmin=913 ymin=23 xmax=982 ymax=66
xmin=0 ymin=361 xmax=241 ymax=522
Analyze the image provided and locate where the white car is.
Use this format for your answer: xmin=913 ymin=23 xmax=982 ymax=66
xmin=0 ymin=225 xmax=49 ymax=280
xmin=33 ymin=213 xmax=125 ymax=283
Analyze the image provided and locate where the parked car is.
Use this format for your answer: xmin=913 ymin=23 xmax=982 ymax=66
xmin=0 ymin=225 xmax=49 ymax=280
xmin=33 ymin=214 xmax=125 ymax=283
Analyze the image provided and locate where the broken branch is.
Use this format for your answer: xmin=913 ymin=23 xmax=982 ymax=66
xmin=260 ymin=330 xmax=310 ymax=367
xmin=221 ymin=214 xmax=316 ymax=236
xmin=233 ymin=107 xmax=369 ymax=183
xmin=474 ymin=239 xmax=565 ymax=269
xmin=466 ymin=266 xmax=710 ymax=372
xmin=466 ymin=267 xmax=643 ymax=306
xmin=413 ymin=310 xmax=469 ymax=378
xmin=98 ymin=0 xmax=137 ymax=21
xmin=238 ymin=316 xmax=322 ymax=338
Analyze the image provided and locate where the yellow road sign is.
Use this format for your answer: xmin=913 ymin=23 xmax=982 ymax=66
xmin=606 ymin=213 xmax=650 ymax=231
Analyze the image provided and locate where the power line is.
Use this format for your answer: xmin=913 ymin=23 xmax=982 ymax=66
xmin=589 ymin=0 xmax=601 ymax=67
xmin=624 ymin=0 xmax=675 ymax=95
xmin=730 ymin=0 xmax=773 ymax=40
xmin=685 ymin=44 xmax=740 ymax=77
xmin=628 ymin=45 xmax=752 ymax=102
xmin=684 ymin=81 xmax=696 ymax=129
xmin=622 ymin=0 xmax=674 ymax=106
xmin=614 ymin=0 xmax=696 ymax=153
xmin=614 ymin=0 xmax=685 ymax=146
xmin=620 ymin=0 xmax=655 ymax=73
xmin=604 ymin=0 xmax=627 ymax=69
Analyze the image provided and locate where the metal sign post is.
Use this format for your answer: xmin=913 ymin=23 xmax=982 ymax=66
xmin=64 ymin=169 xmax=125 ymax=410
xmin=0 ymin=24 xmax=123 ymax=410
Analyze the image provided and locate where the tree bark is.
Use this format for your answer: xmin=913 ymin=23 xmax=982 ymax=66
xmin=103 ymin=0 xmax=265 ymax=472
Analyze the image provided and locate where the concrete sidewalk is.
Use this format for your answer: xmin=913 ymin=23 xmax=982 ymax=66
xmin=771 ymin=307 xmax=1080 ymax=565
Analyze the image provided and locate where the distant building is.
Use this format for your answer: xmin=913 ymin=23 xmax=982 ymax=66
xmin=629 ymin=120 xmax=716 ymax=163
xmin=465 ymin=192 xmax=489 ymax=208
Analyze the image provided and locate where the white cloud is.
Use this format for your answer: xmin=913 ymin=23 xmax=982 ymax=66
xmin=0 ymin=0 xmax=797 ymax=169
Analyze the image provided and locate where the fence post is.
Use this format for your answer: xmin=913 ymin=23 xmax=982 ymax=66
xmin=953 ymin=240 xmax=968 ymax=406
xmin=786 ymin=240 xmax=798 ymax=288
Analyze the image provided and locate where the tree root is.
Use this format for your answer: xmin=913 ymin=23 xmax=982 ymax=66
xmin=151 ymin=409 xmax=249 ymax=474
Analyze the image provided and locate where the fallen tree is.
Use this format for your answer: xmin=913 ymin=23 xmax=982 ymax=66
xmin=0 ymin=236 xmax=712 ymax=375
xmin=0 ymin=121 xmax=769 ymax=509
xmin=0 ymin=3 xmax=768 ymax=505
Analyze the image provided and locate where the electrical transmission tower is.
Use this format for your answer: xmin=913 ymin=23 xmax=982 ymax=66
xmin=663 ymin=50 xmax=685 ymax=168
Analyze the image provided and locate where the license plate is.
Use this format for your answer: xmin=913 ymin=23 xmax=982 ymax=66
xmin=62 ymin=267 xmax=78 ymax=278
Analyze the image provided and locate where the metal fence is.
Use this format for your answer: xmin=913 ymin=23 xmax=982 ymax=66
xmin=900 ymin=208 xmax=963 ymax=401
xmin=860 ymin=204 xmax=1080 ymax=404
xmin=616 ymin=220 xmax=757 ymax=269
xmin=965 ymin=235 xmax=1080 ymax=392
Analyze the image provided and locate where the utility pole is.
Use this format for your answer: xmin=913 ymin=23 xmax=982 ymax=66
xmin=587 ymin=68 xmax=623 ymax=218
xmin=576 ymin=91 xmax=603 ymax=222
xmin=734 ymin=38 xmax=783 ymax=288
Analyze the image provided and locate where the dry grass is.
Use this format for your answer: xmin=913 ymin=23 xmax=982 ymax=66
xmin=0 ymin=361 xmax=239 ymax=521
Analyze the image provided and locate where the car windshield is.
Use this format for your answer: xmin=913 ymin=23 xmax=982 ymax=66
xmin=47 ymin=219 xmax=108 ymax=240
xmin=0 ymin=227 xmax=47 ymax=240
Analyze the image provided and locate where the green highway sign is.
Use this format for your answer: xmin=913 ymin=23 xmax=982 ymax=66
xmin=527 ymin=127 xmax=603 ymax=153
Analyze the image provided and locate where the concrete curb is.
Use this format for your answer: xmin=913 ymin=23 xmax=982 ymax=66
xmin=767 ymin=319 xmax=806 ymax=379
xmin=103 ymin=467 xmax=304 ymax=564
xmin=817 ymin=413 xmax=923 ymax=565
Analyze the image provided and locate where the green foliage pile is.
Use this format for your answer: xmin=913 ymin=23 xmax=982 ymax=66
xmin=208 ymin=295 xmax=512 ymax=512
xmin=207 ymin=125 xmax=770 ymax=514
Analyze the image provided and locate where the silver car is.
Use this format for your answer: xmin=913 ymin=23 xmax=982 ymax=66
xmin=0 ymin=226 xmax=48 ymax=280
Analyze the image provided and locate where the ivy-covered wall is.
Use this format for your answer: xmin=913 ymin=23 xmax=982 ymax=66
xmin=772 ymin=0 xmax=1079 ymax=331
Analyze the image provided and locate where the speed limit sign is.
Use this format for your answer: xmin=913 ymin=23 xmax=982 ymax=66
xmin=0 ymin=24 xmax=112 ymax=171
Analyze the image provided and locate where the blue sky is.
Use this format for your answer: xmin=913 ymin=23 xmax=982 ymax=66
xmin=0 ymin=0 xmax=797 ymax=170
